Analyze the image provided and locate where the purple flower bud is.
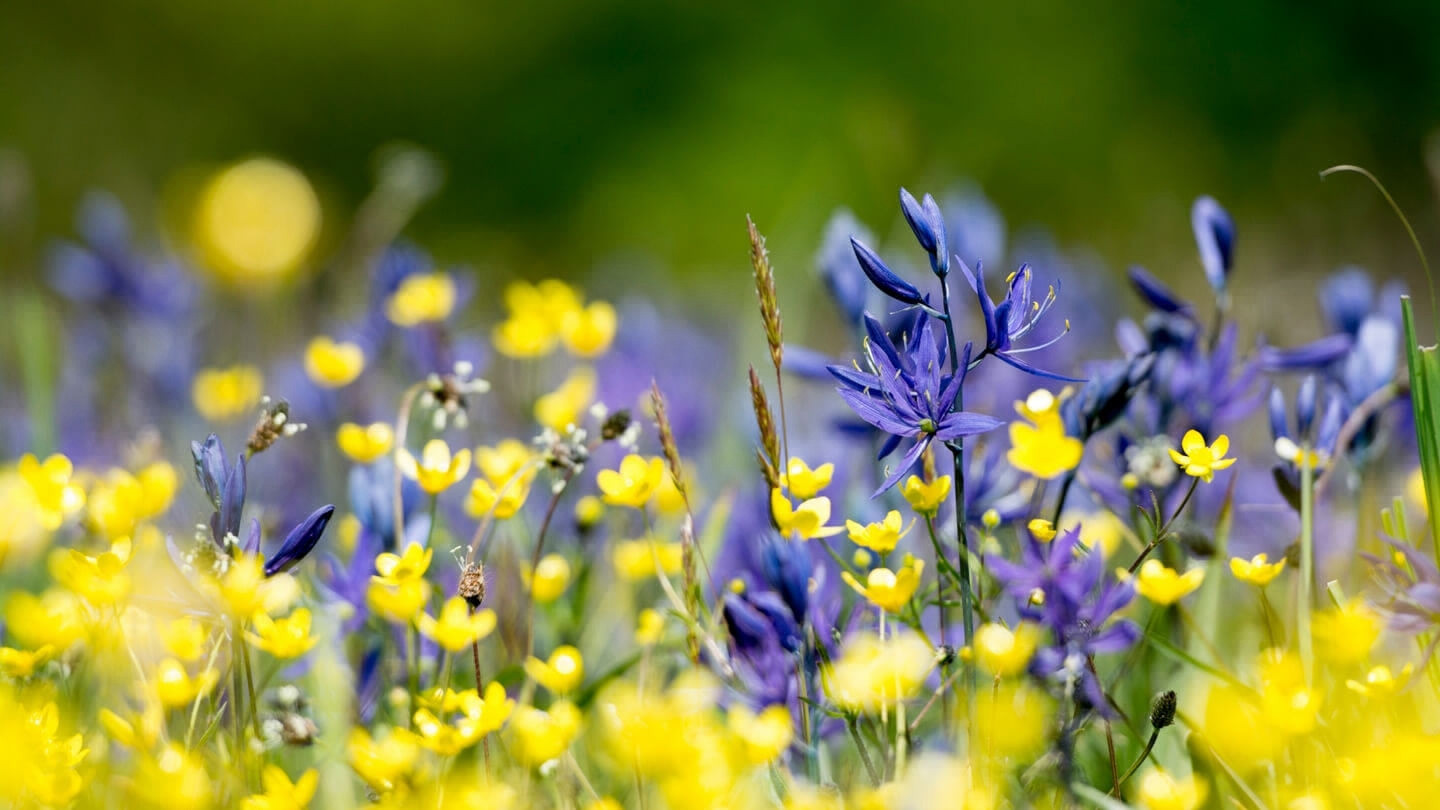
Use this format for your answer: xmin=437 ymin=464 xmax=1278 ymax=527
xmin=1268 ymin=386 xmax=1289 ymax=441
xmin=1192 ymin=196 xmax=1235 ymax=295
xmin=1127 ymin=266 xmax=1193 ymax=316
xmin=218 ymin=454 xmax=246 ymax=542
xmin=899 ymin=188 xmax=950 ymax=275
xmin=1320 ymin=267 xmax=1375 ymax=337
xmin=265 ymin=505 xmax=336 ymax=577
xmin=850 ymin=237 xmax=925 ymax=306
xmin=191 ymin=434 xmax=228 ymax=509
xmin=760 ymin=536 xmax=812 ymax=623
xmin=1296 ymin=375 xmax=1318 ymax=438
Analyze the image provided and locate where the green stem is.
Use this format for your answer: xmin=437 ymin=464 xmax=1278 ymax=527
xmin=1299 ymin=446 xmax=1315 ymax=684
xmin=847 ymin=715 xmax=882 ymax=786
xmin=922 ymin=517 xmax=953 ymax=730
xmin=1128 ymin=477 xmax=1200 ymax=574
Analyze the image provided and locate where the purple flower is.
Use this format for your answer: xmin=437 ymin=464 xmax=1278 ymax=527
xmin=829 ymin=313 xmax=1002 ymax=494
xmin=899 ymin=187 xmax=949 ymax=275
xmin=1192 ymin=196 xmax=1235 ymax=296
xmin=989 ymin=526 xmax=1138 ymax=712
xmin=959 ymin=261 xmax=1080 ymax=382
xmin=264 ymin=505 xmax=337 ymax=577
xmin=850 ymin=238 xmax=926 ymax=306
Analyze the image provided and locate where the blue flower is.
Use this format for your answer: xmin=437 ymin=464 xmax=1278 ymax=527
xmin=1127 ymin=266 xmax=1194 ymax=317
xmin=850 ymin=238 xmax=926 ymax=306
xmin=899 ymin=188 xmax=948 ymax=275
xmin=264 ymin=505 xmax=337 ymax=577
xmin=829 ymin=313 xmax=1002 ymax=494
xmin=1192 ymin=195 xmax=1235 ymax=296
xmin=959 ymin=261 xmax=1080 ymax=381
xmin=191 ymin=434 xmax=248 ymax=547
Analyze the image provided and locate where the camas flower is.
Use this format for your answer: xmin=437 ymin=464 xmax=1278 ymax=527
xmin=829 ymin=313 xmax=1001 ymax=494
xmin=958 ymin=261 xmax=1079 ymax=381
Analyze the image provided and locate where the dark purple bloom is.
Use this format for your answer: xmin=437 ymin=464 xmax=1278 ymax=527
xmin=191 ymin=434 xmax=229 ymax=509
xmin=829 ymin=312 xmax=1002 ymax=494
xmin=850 ymin=237 xmax=926 ymax=306
xmin=1192 ymin=195 xmax=1235 ymax=295
xmin=899 ymin=187 xmax=949 ymax=275
xmin=265 ymin=505 xmax=337 ymax=577
xmin=759 ymin=536 xmax=812 ymax=624
xmin=959 ymin=261 xmax=1081 ymax=382
xmin=1127 ymin=266 xmax=1194 ymax=317
xmin=1258 ymin=334 xmax=1352 ymax=371
xmin=989 ymin=526 xmax=1138 ymax=713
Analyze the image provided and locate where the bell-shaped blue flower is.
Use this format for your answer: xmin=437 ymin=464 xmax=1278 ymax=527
xmin=1192 ymin=196 xmax=1235 ymax=296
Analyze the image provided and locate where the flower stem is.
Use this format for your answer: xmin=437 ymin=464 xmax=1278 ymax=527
xmin=1299 ymin=445 xmax=1315 ymax=685
xmin=922 ymin=517 xmax=953 ymax=730
xmin=1128 ymin=477 xmax=1200 ymax=574
xmin=937 ymin=278 xmax=977 ymax=713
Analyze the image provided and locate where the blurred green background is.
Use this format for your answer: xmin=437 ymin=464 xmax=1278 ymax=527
xmin=4 ymin=0 xmax=1440 ymax=295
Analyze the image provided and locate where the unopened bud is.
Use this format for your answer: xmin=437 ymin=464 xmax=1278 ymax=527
xmin=1150 ymin=690 xmax=1177 ymax=729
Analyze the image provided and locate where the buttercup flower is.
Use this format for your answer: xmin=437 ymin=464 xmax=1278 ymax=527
xmin=1123 ymin=560 xmax=1205 ymax=605
xmin=511 ymin=700 xmax=583 ymax=766
xmin=386 ymin=272 xmax=456 ymax=326
xmin=845 ymin=510 xmax=909 ymax=553
xmin=780 ymin=457 xmax=834 ymax=499
xmin=337 ymin=422 xmax=395 ymax=464
xmin=902 ymin=474 xmax=951 ymax=516
xmin=465 ymin=477 xmax=530 ymax=520
xmin=770 ymin=488 xmax=843 ymax=539
xmin=418 ymin=597 xmax=497 ymax=652
xmin=1136 ymin=769 xmax=1208 ymax=810
xmin=195 ymin=158 xmax=320 ymax=287
xmin=240 ymin=765 xmax=318 ymax=810
xmin=842 ymin=557 xmax=924 ymax=613
xmin=1168 ymin=429 xmax=1235 ymax=482
xmin=192 ymin=365 xmax=264 ymax=422
xmin=560 ymin=300 xmax=618 ymax=357
xmin=527 ymin=554 xmax=572 ymax=603
xmin=154 ymin=658 xmax=219 ymax=708
xmin=246 ymin=608 xmax=318 ymax=659
xmin=1006 ymin=389 xmax=1083 ymax=479
xmin=1230 ymin=553 xmax=1285 ymax=586
xmin=728 ymin=704 xmax=794 ymax=764
xmin=396 ymin=439 xmax=471 ymax=494
xmin=597 ymin=455 xmax=665 ymax=508
xmin=525 ymin=646 xmax=585 ymax=694
xmin=304 ymin=336 xmax=365 ymax=388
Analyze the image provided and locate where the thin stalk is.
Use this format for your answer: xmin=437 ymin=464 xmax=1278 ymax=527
xmin=922 ymin=517 xmax=953 ymax=729
xmin=938 ymin=277 xmax=977 ymax=708
xmin=471 ymin=631 xmax=491 ymax=771
xmin=239 ymin=633 xmax=263 ymax=741
xmin=526 ymin=473 xmax=572 ymax=657
xmin=1050 ymin=469 xmax=1076 ymax=525
xmin=1112 ymin=728 xmax=1161 ymax=796
xmin=794 ymin=655 xmax=817 ymax=783
xmin=1299 ymin=447 xmax=1315 ymax=684
xmin=847 ymin=716 xmax=882 ymax=786
xmin=1128 ymin=478 xmax=1200 ymax=574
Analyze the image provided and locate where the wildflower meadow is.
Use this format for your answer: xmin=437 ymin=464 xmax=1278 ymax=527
xmin=2 ymin=153 xmax=1439 ymax=810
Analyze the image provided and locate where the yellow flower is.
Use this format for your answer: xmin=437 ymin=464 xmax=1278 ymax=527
xmin=1257 ymin=649 xmax=1321 ymax=735
xmin=476 ymin=439 xmax=536 ymax=488
xmin=465 ymin=477 xmax=531 ymax=520
xmin=781 ymin=458 xmax=835 ymax=500
xmin=842 ymin=557 xmax=924 ymax=613
xmin=771 ymin=488 xmax=843 ymax=539
xmin=135 ymin=461 xmax=179 ymax=519
xmin=1407 ymin=466 xmax=1427 ymax=516
xmin=4 ymin=590 xmax=85 ymax=651
xmin=974 ymin=681 xmax=1055 ymax=761
xmin=846 ymin=510 xmax=910 ymax=553
xmin=336 ymin=422 xmax=394 ymax=464
xmin=560 ymin=300 xmax=618 ymax=357
xmin=902 ymin=474 xmax=951 ymax=517
xmin=1274 ymin=436 xmax=1327 ymax=470
xmin=396 ymin=439 xmax=471 ymax=494
xmin=511 ymin=700 xmax=582 ymax=765
xmin=50 ymin=538 xmax=132 ymax=605
xmin=575 ymin=494 xmax=606 ymax=529
xmin=1124 ymin=559 xmax=1205 ymax=605
xmin=527 ymin=554 xmax=572 ymax=603
xmin=162 ymin=617 xmax=208 ymax=662
xmin=154 ymin=658 xmax=219 ymax=708
xmin=612 ymin=538 xmax=685 ymax=581
xmin=1006 ymin=389 xmax=1083 ymax=479
xmin=1229 ymin=553 xmax=1286 ymax=586
xmin=386 ymin=272 xmax=456 ymax=326
xmin=597 ymin=455 xmax=665 ymax=508
xmin=375 ymin=542 xmax=433 ymax=583
xmin=418 ymin=598 xmax=497 ymax=652
xmin=218 ymin=554 xmax=299 ymax=617
xmin=535 ymin=366 xmax=597 ymax=431
xmin=348 ymin=727 xmax=420 ymax=793
xmin=1311 ymin=599 xmax=1381 ymax=665
xmin=1200 ymin=684 xmax=1282 ymax=772
xmin=728 ymin=704 xmax=793 ymax=764
xmin=973 ymin=622 xmax=1041 ymax=677
xmin=1135 ymin=770 xmax=1207 ymax=810
xmin=246 ymin=608 xmax=318 ymax=659
xmin=635 ymin=608 xmax=664 ymax=645
xmin=0 ymin=644 xmax=54 ymax=677
xmin=304 ymin=336 xmax=365 ymax=388
xmin=1027 ymin=518 xmax=1057 ymax=542
xmin=822 ymin=632 xmax=934 ymax=712
xmin=195 ymin=158 xmax=320 ymax=287
xmin=192 ymin=365 xmax=264 ymax=422
xmin=368 ymin=577 xmax=430 ymax=624
xmin=493 ymin=312 xmax=559 ymax=358
xmin=1346 ymin=663 xmax=1414 ymax=697
xmin=85 ymin=469 xmax=143 ymax=540
xmin=18 ymin=453 xmax=86 ymax=529
xmin=525 ymin=645 xmax=585 ymax=694
xmin=240 ymin=766 xmax=318 ymax=810
xmin=1168 ymin=429 xmax=1236 ymax=482
xmin=412 ymin=683 xmax=513 ymax=756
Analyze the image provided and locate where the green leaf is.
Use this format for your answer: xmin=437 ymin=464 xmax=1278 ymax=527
xmin=1402 ymin=296 xmax=1440 ymax=558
